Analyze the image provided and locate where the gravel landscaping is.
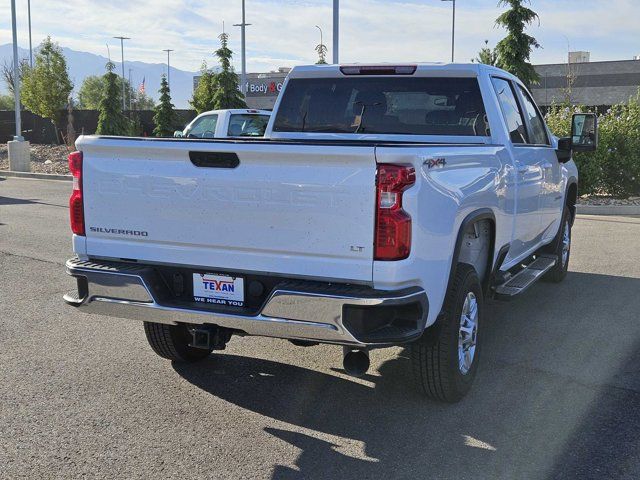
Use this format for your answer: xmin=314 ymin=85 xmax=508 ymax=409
xmin=0 ymin=144 xmax=71 ymax=175
xmin=578 ymin=195 xmax=640 ymax=206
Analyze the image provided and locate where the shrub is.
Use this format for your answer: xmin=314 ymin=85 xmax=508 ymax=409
xmin=545 ymin=93 xmax=640 ymax=197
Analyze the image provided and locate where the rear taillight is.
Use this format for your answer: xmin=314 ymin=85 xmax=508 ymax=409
xmin=374 ymin=164 xmax=415 ymax=261
xmin=68 ymin=151 xmax=85 ymax=236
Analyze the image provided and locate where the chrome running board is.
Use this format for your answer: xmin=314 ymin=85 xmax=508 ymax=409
xmin=494 ymin=255 xmax=556 ymax=299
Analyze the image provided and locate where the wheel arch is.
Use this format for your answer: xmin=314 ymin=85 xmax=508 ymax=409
xmin=444 ymin=208 xmax=497 ymax=302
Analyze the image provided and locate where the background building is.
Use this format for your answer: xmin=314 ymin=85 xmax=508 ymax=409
xmin=242 ymin=68 xmax=290 ymax=109
xmin=193 ymin=57 xmax=640 ymax=111
xmin=192 ymin=67 xmax=290 ymax=110
xmin=532 ymin=54 xmax=640 ymax=107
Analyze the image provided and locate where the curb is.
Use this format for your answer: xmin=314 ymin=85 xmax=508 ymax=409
xmin=0 ymin=170 xmax=72 ymax=181
xmin=577 ymin=205 xmax=640 ymax=216
xmin=2 ymin=170 xmax=639 ymax=216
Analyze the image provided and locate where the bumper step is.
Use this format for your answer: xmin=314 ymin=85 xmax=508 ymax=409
xmin=494 ymin=255 xmax=556 ymax=299
xmin=64 ymin=257 xmax=428 ymax=347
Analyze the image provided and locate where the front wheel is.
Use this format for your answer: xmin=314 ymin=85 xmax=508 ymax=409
xmin=410 ymin=263 xmax=483 ymax=402
xmin=543 ymin=207 xmax=572 ymax=283
xmin=144 ymin=322 xmax=213 ymax=362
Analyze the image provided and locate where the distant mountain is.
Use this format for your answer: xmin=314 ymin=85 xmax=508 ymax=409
xmin=0 ymin=43 xmax=198 ymax=108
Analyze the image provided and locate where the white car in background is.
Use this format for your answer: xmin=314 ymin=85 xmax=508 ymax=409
xmin=176 ymin=109 xmax=272 ymax=139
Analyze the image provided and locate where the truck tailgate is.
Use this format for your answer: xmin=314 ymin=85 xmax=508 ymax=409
xmin=78 ymin=137 xmax=376 ymax=282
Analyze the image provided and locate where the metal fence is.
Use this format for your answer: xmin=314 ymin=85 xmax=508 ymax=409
xmin=0 ymin=109 xmax=198 ymax=144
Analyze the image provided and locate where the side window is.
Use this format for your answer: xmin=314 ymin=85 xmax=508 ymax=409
xmin=187 ymin=115 xmax=218 ymax=138
xmin=491 ymin=77 xmax=527 ymax=144
xmin=517 ymin=85 xmax=550 ymax=145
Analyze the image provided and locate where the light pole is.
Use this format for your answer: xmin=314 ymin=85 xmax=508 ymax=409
xmin=441 ymin=0 xmax=456 ymax=62
xmin=8 ymin=0 xmax=30 ymax=172
xmin=234 ymin=0 xmax=251 ymax=95
xmin=10 ymin=0 xmax=22 ymax=140
xmin=315 ymin=25 xmax=323 ymax=49
xmin=128 ymin=68 xmax=133 ymax=110
xmin=113 ymin=36 xmax=130 ymax=111
xmin=315 ymin=25 xmax=327 ymax=63
xmin=27 ymin=0 xmax=33 ymax=67
xmin=163 ymin=49 xmax=174 ymax=90
xmin=332 ymin=0 xmax=339 ymax=64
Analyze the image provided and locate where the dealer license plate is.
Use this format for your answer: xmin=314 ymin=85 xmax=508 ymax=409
xmin=193 ymin=273 xmax=244 ymax=307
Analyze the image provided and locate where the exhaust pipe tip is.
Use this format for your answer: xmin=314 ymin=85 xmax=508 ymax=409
xmin=343 ymin=347 xmax=370 ymax=377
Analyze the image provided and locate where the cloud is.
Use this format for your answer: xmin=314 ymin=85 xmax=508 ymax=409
xmin=1 ymin=0 xmax=638 ymax=74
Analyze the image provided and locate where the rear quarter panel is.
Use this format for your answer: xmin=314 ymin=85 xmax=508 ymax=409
xmin=374 ymin=145 xmax=515 ymax=326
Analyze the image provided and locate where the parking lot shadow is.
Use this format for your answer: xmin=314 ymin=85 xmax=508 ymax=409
xmin=174 ymin=271 xmax=640 ymax=479
xmin=0 ymin=195 xmax=66 ymax=208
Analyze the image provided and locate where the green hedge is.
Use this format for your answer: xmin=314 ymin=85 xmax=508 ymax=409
xmin=545 ymin=93 xmax=640 ymax=197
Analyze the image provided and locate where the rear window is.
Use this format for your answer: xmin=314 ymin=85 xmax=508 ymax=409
xmin=227 ymin=114 xmax=270 ymax=137
xmin=273 ymin=77 xmax=489 ymax=136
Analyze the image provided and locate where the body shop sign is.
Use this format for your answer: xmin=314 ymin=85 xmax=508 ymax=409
xmin=246 ymin=80 xmax=284 ymax=97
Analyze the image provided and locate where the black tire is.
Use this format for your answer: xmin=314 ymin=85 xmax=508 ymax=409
xmin=411 ymin=263 xmax=483 ymax=403
xmin=143 ymin=322 xmax=213 ymax=362
xmin=543 ymin=206 xmax=571 ymax=283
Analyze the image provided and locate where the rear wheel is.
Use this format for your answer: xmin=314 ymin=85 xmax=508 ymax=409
xmin=144 ymin=322 xmax=213 ymax=362
xmin=410 ymin=263 xmax=483 ymax=402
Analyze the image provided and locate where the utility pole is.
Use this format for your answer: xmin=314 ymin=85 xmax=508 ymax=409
xmin=10 ymin=0 xmax=22 ymax=140
xmin=234 ymin=0 xmax=251 ymax=95
xmin=27 ymin=0 xmax=33 ymax=67
xmin=113 ymin=36 xmax=130 ymax=111
xmin=441 ymin=0 xmax=456 ymax=62
xmin=332 ymin=0 xmax=339 ymax=64
xmin=163 ymin=49 xmax=174 ymax=90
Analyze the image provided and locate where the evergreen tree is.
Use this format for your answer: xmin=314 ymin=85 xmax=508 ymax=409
xmin=212 ymin=33 xmax=246 ymax=109
xmin=315 ymin=43 xmax=328 ymax=64
xmin=190 ymin=61 xmax=218 ymax=113
xmin=153 ymin=74 xmax=176 ymax=137
xmin=473 ymin=40 xmax=498 ymax=66
xmin=21 ymin=37 xmax=73 ymax=130
xmin=495 ymin=0 xmax=540 ymax=86
xmin=96 ymin=61 xmax=129 ymax=135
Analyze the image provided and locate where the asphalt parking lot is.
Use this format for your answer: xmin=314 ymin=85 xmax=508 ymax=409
xmin=2 ymin=176 xmax=640 ymax=480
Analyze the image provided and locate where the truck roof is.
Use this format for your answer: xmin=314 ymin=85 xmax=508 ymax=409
xmin=287 ymin=62 xmax=521 ymax=84
xmin=195 ymin=108 xmax=272 ymax=116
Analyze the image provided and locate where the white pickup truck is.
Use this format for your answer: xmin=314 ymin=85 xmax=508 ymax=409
xmin=175 ymin=108 xmax=271 ymax=139
xmin=64 ymin=63 xmax=598 ymax=402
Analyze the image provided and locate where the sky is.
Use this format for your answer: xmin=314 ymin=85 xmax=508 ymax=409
xmin=1 ymin=0 xmax=639 ymax=74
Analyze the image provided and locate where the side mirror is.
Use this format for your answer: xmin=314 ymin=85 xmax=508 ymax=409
xmin=173 ymin=130 xmax=184 ymax=138
xmin=571 ymin=113 xmax=598 ymax=152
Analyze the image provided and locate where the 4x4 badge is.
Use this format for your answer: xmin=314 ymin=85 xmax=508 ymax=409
xmin=425 ymin=158 xmax=446 ymax=169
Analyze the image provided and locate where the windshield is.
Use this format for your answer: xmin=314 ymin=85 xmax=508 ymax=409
xmin=227 ymin=114 xmax=270 ymax=137
xmin=273 ymin=77 xmax=489 ymax=136
xmin=184 ymin=114 xmax=218 ymax=138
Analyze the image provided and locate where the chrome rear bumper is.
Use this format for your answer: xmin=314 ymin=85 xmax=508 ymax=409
xmin=64 ymin=258 xmax=428 ymax=347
